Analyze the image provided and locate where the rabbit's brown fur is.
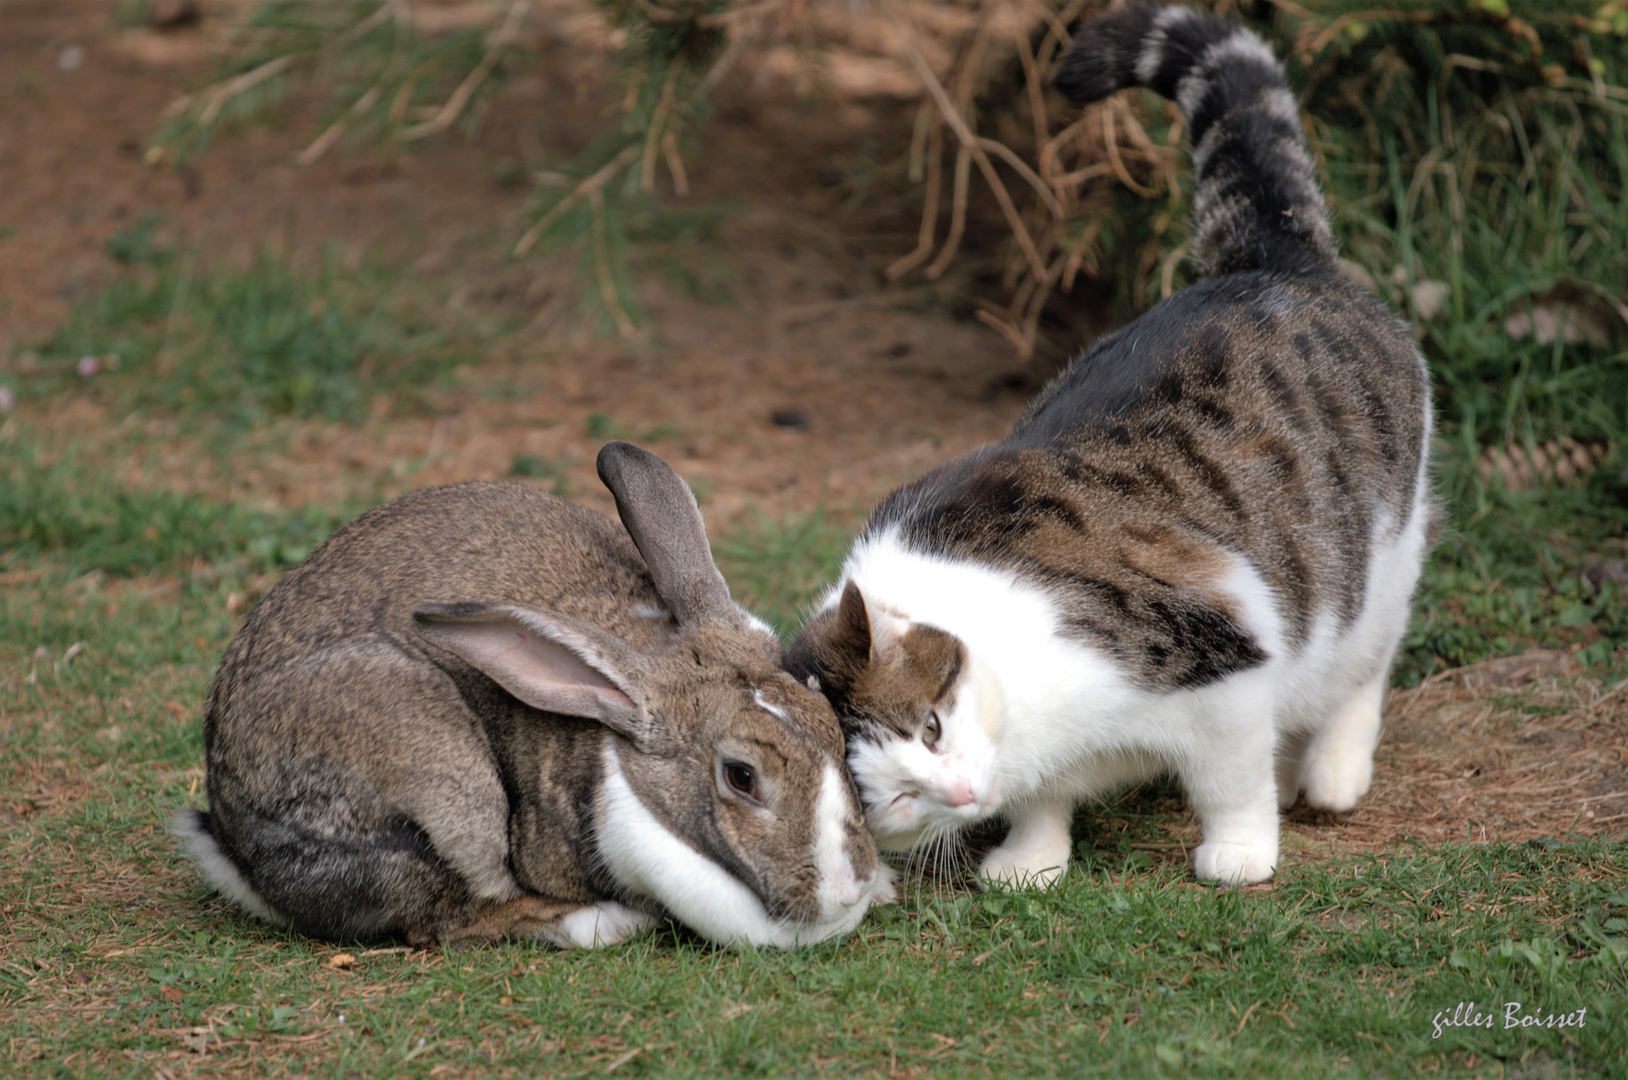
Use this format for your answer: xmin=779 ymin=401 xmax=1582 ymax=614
xmin=184 ymin=445 xmax=885 ymax=947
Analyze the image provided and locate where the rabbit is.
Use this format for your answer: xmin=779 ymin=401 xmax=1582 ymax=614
xmin=176 ymin=441 xmax=891 ymax=949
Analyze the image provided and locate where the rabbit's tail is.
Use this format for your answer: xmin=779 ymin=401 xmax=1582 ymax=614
xmin=174 ymin=809 xmax=291 ymax=928
xmin=1054 ymin=3 xmax=1336 ymax=277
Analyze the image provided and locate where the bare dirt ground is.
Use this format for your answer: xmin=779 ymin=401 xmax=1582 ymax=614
xmin=2 ymin=0 xmax=1042 ymax=526
xmin=3 ymin=0 xmax=1624 ymax=863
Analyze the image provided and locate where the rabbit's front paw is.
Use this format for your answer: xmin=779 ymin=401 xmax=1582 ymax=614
xmin=546 ymin=902 xmax=656 ymax=949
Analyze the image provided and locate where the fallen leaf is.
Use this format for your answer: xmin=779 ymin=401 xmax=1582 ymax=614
xmin=1504 ymin=303 xmax=1614 ymax=346
xmin=326 ymin=953 xmax=356 ymax=971
xmin=1409 ymin=280 xmax=1451 ymax=322
xmin=1501 ymin=283 xmax=1628 ymax=347
xmin=607 ymin=1046 xmax=643 ymax=1073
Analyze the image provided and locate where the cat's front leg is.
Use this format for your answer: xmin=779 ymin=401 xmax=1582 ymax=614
xmin=1182 ymin=695 xmax=1280 ymax=885
xmin=979 ymin=792 xmax=1075 ymax=889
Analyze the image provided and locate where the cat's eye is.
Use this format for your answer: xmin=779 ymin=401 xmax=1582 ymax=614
xmin=922 ymin=714 xmax=942 ymax=750
xmin=722 ymin=761 xmax=759 ymax=802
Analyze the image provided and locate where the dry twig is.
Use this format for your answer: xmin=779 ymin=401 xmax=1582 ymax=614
xmin=589 ymin=187 xmax=638 ymax=339
xmin=877 ymin=0 xmax=1048 ymax=286
xmin=400 ymin=0 xmax=530 ymax=141
xmin=512 ymin=142 xmax=642 ymax=257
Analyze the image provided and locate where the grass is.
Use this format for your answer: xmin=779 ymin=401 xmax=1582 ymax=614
xmin=0 ymin=438 xmax=350 ymax=580
xmin=713 ymin=509 xmax=856 ymax=640
xmin=1396 ymin=468 xmax=1628 ymax=684
xmin=4 ymin=592 xmax=1626 ymax=1079
xmin=9 ymin=221 xmax=485 ymax=433
xmin=1293 ymin=2 xmax=1628 ymax=527
xmin=3 ymin=7 xmax=1626 ymax=1068
xmin=1327 ymin=95 xmax=1628 ymax=477
xmin=2 ymin=425 xmax=1625 ymax=1076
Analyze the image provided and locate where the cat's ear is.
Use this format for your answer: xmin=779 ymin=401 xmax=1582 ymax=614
xmin=869 ymin=608 xmax=910 ymax=663
xmin=841 ymin=581 xmax=909 ymax=664
xmin=832 ymin=580 xmax=875 ymax=663
xmin=832 ymin=580 xmax=909 ymax=669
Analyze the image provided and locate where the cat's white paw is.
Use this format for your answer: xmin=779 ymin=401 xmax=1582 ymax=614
xmin=978 ymin=843 xmax=1068 ymax=889
xmin=1193 ymin=840 xmax=1276 ymax=885
xmin=1299 ymin=746 xmax=1373 ymax=813
xmin=871 ymin=861 xmax=899 ymax=905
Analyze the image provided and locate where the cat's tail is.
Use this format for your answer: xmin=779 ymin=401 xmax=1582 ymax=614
xmin=1053 ymin=3 xmax=1337 ymax=278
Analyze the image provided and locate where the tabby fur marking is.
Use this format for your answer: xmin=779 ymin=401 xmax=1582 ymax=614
xmin=786 ymin=2 xmax=1433 ymax=887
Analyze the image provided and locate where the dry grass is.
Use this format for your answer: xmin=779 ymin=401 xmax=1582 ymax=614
xmin=1332 ymin=651 xmax=1628 ymax=846
xmin=1089 ymin=649 xmax=1628 ymax=877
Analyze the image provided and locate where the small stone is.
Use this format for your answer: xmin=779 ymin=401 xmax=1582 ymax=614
xmin=57 ymin=45 xmax=84 ymax=73
xmin=1582 ymin=559 xmax=1628 ymax=597
xmin=770 ymin=406 xmax=810 ymax=430
xmin=77 ymin=356 xmax=100 ymax=378
xmin=150 ymin=0 xmax=201 ymax=31
xmin=0 ymin=387 xmax=14 ymax=414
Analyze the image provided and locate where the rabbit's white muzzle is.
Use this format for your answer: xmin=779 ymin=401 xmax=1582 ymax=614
xmin=597 ymin=741 xmax=884 ymax=948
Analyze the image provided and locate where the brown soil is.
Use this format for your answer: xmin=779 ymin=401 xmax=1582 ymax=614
xmin=2 ymin=0 xmax=1623 ymax=863
xmin=1 ymin=0 xmax=1041 ymax=528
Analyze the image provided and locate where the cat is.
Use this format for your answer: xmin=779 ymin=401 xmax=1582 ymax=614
xmin=786 ymin=2 xmax=1433 ymax=887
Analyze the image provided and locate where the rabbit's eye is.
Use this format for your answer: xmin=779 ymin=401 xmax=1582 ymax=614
xmin=922 ymin=714 xmax=942 ymax=750
xmin=723 ymin=762 xmax=759 ymax=800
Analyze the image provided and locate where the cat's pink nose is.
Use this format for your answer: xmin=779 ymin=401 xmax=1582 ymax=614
xmin=939 ymin=778 xmax=976 ymax=807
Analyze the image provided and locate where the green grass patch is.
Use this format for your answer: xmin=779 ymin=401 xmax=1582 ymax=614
xmin=13 ymin=229 xmax=482 ymax=431
xmin=4 ymin=525 xmax=1625 ymax=1080
xmin=0 ymin=436 xmax=350 ymax=579
xmin=3 ymin=596 xmax=1625 ymax=1080
xmin=1300 ymin=2 xmax=1628 ymax=528
xmin=712 ymin=509 xmax=855 ymax=640
xmin=1396 ymin=461 xmax=1628 ymax=684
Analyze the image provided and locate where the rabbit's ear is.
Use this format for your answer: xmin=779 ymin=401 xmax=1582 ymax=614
xmin=596 ymin=441 xmax=734 ymax=628
xmin=415 ymin=603 xmax=672 ymax=751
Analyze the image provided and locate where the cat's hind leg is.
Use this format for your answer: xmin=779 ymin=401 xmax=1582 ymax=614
xmin=1183 ymin=688 xmax=1280 ymax=884
xmin=1299 ymin=667 xmax=1386 ymax=813
xmin=979 ymin=792 xmax=1075 ymax=889
xmin=1275 ymin=728 xmax=1311 ymax=811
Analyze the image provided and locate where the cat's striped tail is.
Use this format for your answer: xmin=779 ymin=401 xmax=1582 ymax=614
xmin=1053 ymin=3 xmax=1337 ymax=278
